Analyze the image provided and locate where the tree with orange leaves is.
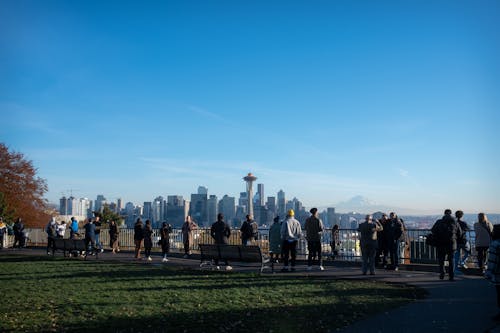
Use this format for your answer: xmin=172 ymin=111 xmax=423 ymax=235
xmin=0 ymin=143 xmax=51 ymax=227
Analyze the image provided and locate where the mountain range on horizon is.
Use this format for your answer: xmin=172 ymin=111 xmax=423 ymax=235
xmin=321 ymin=195 xmax=439 ymax=216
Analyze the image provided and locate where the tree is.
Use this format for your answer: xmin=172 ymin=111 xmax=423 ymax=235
xmin=96 ymin=204 xmax=125 ymax=226
xmin=0 ymin=143 xmax=51 ymax=227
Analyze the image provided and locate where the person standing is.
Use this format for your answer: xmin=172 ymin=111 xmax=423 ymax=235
xmin=431 ymin=209 xmax=463 ymax=281
xmin=109 ymin=220 xmax=120 ymax=254
xmin=387 ymin=212 xmax=404 ymax=271
xmin=240 ymin=215 xmax=257 ymax=246
xmin=358 ymin=215 xmax=383 ymax=275
xmin=280 ymin=209 xmax=302 ymax=272
xmin=56 ymin=221 xmax=67 ymax=238
xmin=182 ymin=216 xmax=198 ymax=258
xmin=143 ymin=220 xmax=153 ymax=261
xmin=133 ymin=218 xmax=144 ymax=259
xmin=210 ymin=213 xmax=232 ymax=270
xmin=376 ymin=214 xmax=389 ymax=267
xmin=475 ymin=212 xmax=494 ymax=273
xmin=84 ymin=218 xmax=96 ymax=255
xmin=0 ymin=217 xmax=7 ymax=250
xmin=269 ymin=216 xmax=282 ymax=263
xmin=12 ymin=217 xmax=25 ymax=248
xmin=305 ymin=208 xmax=325 ymax=271
xmin=485 ymin=225 xmax=500 ymax=321
xmin=160 ymin=222 xmax=172 ymax=262
xmin=331 ymin=224 xmax=340 ymax=261
xmin=94 ymin=216 xmax=103 ymax=253
xmin=45 ymin=217 xmax=57 ymax=254
xmin=454 ymin=210 xmax=470 ymax=271
xmin=69 ymin=217 xmax=79 ymax=240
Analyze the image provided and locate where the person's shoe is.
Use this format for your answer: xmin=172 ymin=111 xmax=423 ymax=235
xmin=47 ymin=251 xmax=51 ymax=255
xmin=370 ymin=272 xmax=375 ymax=275
xmin=216 ymin=266 xmax=221 ymax=270
xmin=394 ymin=267 xmax=399 ymax=271
xmin=281 ymin=267 xmax=289 ymax=272
xmin=100 ymin=249 xmax=104 ymax=253
xmin=162 ymin=258 xmax=169 ymax=263
xmin=147 ymin=256 xmax=152 ymax=261
xmin=183 ymin=254 xmax=188 ymax=259
xmin=461 ymin=263 xmax=468 ymax=269
xmin=307 ymin=266 xmax=312 ymax=271
xmin=225 ymin=265 xmax=233 ymax=271
xmin=319 ymin=265 xmax=325 ymax=271
xmin=362 ymin=272 xmax=367 ymax=275
xmin=439 ymin=273 xmax=445 ymax=280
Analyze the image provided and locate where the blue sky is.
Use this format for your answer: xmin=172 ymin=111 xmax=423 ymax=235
xmin=1 ymin=1 xmax=499 ymax=214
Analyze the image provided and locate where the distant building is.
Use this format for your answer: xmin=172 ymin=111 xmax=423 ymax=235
xmin=166 ymin=195 xmax=186 ymax=228
xmin=327 ymin=208 xmax=338 ymax=227
xmin=198 ymin=186 xmax=208 ymax=195
xmin=143 ymin=202 xmax=152 ymax=221
xmin=257 ymin=183 xmax=265 ymax=207
xmin=208 ymin=195 xmax=218 ymax=225
xmin=277 ymin=190 xmax=286 ymax=217
xmin=95 ymin=195 xmax=106 ymax=213
xmin=190 ymin=193 xmax=208 ymax=226
xmin=266 ymin=196 xmax=276 ymax=217
xmin=218 ymin=195 xmax=236 ymax=225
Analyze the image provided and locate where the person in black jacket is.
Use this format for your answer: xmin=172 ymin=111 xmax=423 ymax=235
xmin=210 ymin=213 xmax=232 ymax=270
xmin=387 ymin=212 xmax=404 ymax=271
xmin=133 ymin=218 xmax=144 ymax=259
xmin=13 ymin=217 xmax=25 ymax=248
xmin=454 ymin=210 xmax=470 ymax=271
xmin=160 ymin=222 xmax=172 ymax=262
xmin=143 ymin=220 xmax=153 ymax=261
xmin=431 ymin=209 xmax=463 ymax=281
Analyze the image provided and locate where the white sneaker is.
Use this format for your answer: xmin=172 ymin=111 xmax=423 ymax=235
xmin=307 ymin=266 xmax=313 ymax=271
xmin=225 ymin=265 xmax=233 ymax=271
xmin=216 ymin=266 xmax=221 ymax=270
xmin=183 ymin=254 xmax=188 ymax=259
xmin=147 ymin=256 xmax=152 ymax=261
xmin=162 ymin=258 xmax=169 ymax=262
xmin=319 ymin=265 xmax=325 ymax=271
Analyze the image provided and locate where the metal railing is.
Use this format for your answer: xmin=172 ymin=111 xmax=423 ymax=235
xmin=2 ymin=228 xmax=478 ymax=266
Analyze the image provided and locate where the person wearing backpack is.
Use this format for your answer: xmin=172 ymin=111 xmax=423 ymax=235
xmin=475 ymin=212 xmax=494 ymax=273
xmin=454 ymin=210 xmax=470 ymax=272
xmin=240 ymin=215 xmax=254 ymax=246
xmin=305 ymin=208 xmax=325 ymax=271
xmin=431 ymin=209 xmax=463 ymax=281
xmin=46 ymin=217 xmax=57 ymax=254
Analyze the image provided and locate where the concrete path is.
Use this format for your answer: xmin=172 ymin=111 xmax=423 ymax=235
xmin=1 ymin=247 xmax=498 ymax=332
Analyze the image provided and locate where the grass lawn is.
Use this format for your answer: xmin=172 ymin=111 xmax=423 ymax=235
xmin=0 ymin=255 xmax=424 ymax=332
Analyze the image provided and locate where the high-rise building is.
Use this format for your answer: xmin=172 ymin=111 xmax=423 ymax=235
xmin=79 ymin=198 xmax=92 ymax=218
xmin=124 ymin=202 xmax=136 ymax=227
xmin=207 ymin=195 xmax=218 ymax=224
xmin=166 ymin=195 xmax=186 ymax=227
xmin=266 ymin=197 xmax=276 ymax=216
xmin=116 ymin=198 xmax=123 ymax=212
xmin=198 ymin=186 xmax=208 ymax=195
xmin=190 ymin=193 xmax=208 ymax=226
xmin=95 ymin=195 xmax=106 ymax=213
xmin=238 ymin=192 xmax=248 ymax=208
xmin=277 ymin=190 xmax=286 ymax=217
xmin=257 ymin=183 xmax=265 ymax=207
xmin=143 ymin=202 xmax=152 ymax=221
xmin=59 ymin=196 xmax=68 ymax=215
xmin=218 ymin=195 xmax=236 ymax=225
xmin=327 ymin=208 xmax=338 ymax=227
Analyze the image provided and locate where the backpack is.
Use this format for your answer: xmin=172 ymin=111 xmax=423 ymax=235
xmin=250 ymin=221 xmax=259 ymax=240
xmin=433 ymin=219 xmax=453 ymax=244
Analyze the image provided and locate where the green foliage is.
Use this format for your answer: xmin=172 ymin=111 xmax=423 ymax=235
xmin=0 ymin=255 xmax=424 ymax=332
xmin=96 ymin=204 xmax=125 ymax=226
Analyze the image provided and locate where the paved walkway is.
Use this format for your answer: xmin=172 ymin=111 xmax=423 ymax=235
xmin=1 ymin=247 xmax=499 ymax=332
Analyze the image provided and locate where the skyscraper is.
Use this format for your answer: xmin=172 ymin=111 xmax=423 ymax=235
xmin=257 ymin=183 xmax=265 ymax=207
xmin=190 ymin=193 xmax=208 ymax=226
xmin=218 ymin=195 xmax=236 ymax=225
xmin=207 ymin=195 xmax=218 ymax=224
xmin=198 ymin=186 xmax=208 ymax=195
xmin=243 ymin=173 xmax=257 ymax=218
xmin=167 ymin=195 xmax=186 ymax=227
xmin=277 ymin=190 xmax=286 ymax=217
xmin=95 ymin=195 xmax=106 ymax=213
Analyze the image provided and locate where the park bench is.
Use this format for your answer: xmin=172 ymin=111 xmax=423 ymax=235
xmin=52 ymin=238 xmax=98 ymax=259
xmin=198 ymin=244 xmax=270 ymax=273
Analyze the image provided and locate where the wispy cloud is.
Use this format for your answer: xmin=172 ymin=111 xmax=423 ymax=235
xmin=397 ymin=168 xmax=409 ymax=177
xmin=186 ymin=105 xmax=234 ymax=125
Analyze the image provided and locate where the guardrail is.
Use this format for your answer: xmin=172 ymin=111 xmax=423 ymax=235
xmin=2 ymin=228 xmax=477 ymax=266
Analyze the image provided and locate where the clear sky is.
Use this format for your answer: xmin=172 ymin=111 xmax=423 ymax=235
xmin=1 ymin=0 xmax=499 ymax=214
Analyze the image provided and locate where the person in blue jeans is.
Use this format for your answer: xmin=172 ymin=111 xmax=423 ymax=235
xmin=94 ymin=215 xmax=103 ymax=253
xmin=454 ymin=210 xmax=470 ymax=273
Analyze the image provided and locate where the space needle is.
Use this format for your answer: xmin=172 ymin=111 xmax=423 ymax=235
xmin=243 ymin=172 xmax=257 ymax=218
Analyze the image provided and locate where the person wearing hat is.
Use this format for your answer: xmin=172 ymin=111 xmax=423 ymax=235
xmin=280 ymin=209 xmax=302 ymax=272
xmin=305 ymin=208 xmax=325 ymax=271
xmin=0 ymin=217 xmax=7 ymax=250
xmin=268 ymin=216 xmax=282 ymax=266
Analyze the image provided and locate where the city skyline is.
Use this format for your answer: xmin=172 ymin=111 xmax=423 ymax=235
xmin=1 ymin=1 xmax=499 ymax=214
